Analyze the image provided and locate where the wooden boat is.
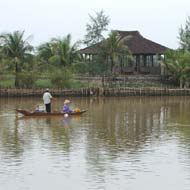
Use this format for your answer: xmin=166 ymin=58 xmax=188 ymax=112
xmin=16 ymin=109 xmax=87 ymax=116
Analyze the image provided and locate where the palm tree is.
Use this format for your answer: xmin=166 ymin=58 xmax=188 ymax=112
xmin=37 ymin=42 xmax=54 ymax=63
xmin=165 ymin=50 xmax=190 ymax=88
xmin=0 ymin=31 xmax=33 ymax=86
xmin=50 ymin=34 xmax=80 ymax=67
xmin=37 ymin=34 xmax=80 ymax=69
xmin=102 ymin=31 xmax=132 ymax=73
xmin=36 ymin=42 xmax=54 ymax=71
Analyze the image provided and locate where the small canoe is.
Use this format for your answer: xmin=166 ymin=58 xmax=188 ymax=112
xmin=16 ymin=109 xmax=87 ymax=116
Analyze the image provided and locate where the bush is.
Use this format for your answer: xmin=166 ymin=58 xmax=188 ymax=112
xmin=34 ymin=79 xmax=53 ymax=88
xmin=50 ymin=69 xmax=72 ymax=88
xmin=88 ymin=61 xmax=107 ymax=76
xmin=69 ymin=80 xmax=89 ymax=89
xmin=0 ymin=80 xmax=14 ymax=88
xmin=0 ymin=74 xmax=14 ymax=87
xmin=17 ymin=72 xmax=37 ymax=88
xmin=71 ymin=61 xmax=89 ymax=74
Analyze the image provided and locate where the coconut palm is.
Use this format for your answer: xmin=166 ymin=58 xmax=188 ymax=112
xmin=50 ymin=34 xmax=80 ymax=67
xmin=165 ymin=50 xmax=190 ymax=88
xmin=37 ymin=34 xmax=80 ymax=68
xmin=0 ymin=31 xmax=33 ymax=86
xmin=102 ymin=31 xmax=132 ymax=73
xmin=37 ymin=42 xmax=54 ymax=63
xmin=36 ymin=42 xmax=55 ymax=71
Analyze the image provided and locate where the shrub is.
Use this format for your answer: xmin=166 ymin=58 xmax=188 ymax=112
xmin=69 ymin=80 xmax=88 ymax=89
xmin=34 ymin=79 xmax=53 ymax=88
xmin=0 ymin=80 xmax=14 ymax=88
xmin=17 ymin=72 xmax=37 ymax=88
xmin=50 ymin=69 xmax=72 ymax=88
xmin=71 ymin=61 xmax=89 ymax=74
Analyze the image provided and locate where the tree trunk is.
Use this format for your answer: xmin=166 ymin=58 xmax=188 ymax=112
xmin=110 ymin=58 xmax=114 ymax=73
xmin=180 ymin=77 xmax=183 ymax=88
xmin=15 ymin=59 xmax=19 ymax=87
xmin=15 ymin=61 xmax=19 ymax=73
xmin=15 ymin=72 xmax=19 ymax=87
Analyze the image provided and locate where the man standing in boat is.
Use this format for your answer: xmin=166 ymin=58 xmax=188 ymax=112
xmin=43 ymin=88 xmax=53 ymax=113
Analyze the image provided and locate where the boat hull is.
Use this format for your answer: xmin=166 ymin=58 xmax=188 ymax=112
xmin=16 ymin=109 xmax=87 ymax=116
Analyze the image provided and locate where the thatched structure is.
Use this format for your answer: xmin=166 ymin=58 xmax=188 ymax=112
xmin=79 ymin=30 xmax=169 ymax=75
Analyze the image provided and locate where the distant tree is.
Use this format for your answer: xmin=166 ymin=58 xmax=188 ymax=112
xmin=84 ymin=10 xmax=110 ymax=46
xmin=0 ymin=31 xmax=33 ymax=86
xmin=178 ymin=16 xmax=190 ymax=51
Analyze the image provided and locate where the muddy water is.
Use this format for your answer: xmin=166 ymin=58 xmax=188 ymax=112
xmin=0 ymin=96 xmax=190 ymax=190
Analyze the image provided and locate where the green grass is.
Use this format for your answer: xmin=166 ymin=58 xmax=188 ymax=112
xmin=0 ymin=80 xmax=15 ymax=88
xmin=0 ymin=73 xmax=175 ymax=89
xmin=34 ymin=79 xmax=53 ymax=88
xmin=69 ymin=80 xmax=89 ymax=89
xmin=0 ymin=74 xmax=15 ymax=87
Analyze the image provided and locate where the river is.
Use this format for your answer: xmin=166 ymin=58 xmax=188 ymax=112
xmin=0 ymin=96 xmax=190 ymax=190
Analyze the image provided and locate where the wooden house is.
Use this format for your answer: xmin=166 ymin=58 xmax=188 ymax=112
xmin=79 ymin=30 xmax=169 ymax=75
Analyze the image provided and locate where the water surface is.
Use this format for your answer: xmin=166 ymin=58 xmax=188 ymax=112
xmin=0 ymin=97 xmax=190 ymax=190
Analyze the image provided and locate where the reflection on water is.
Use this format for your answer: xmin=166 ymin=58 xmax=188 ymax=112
xmin=0 ymin=97 xmax=190 ymax=190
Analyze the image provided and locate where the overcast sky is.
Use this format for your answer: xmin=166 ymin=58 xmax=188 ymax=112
xmin=0 ymin=0 xmax=190 ymax=49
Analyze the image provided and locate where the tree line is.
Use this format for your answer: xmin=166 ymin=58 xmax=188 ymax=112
xmin=0 ymin=11 xmax=190 ymax=88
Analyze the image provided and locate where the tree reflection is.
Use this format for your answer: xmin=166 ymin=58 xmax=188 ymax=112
xmin=1 ymin=96 xmax=190 ymax=180
xmin=84 ymin=96 xmax=190 ymax=178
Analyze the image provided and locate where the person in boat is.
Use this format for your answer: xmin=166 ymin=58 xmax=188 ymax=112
xmin=62 ymin=99 xmax=72 ymax=113
xmin=35 ymin=104 xmax=45 ymax=112
xmin=43 ymin=88 xmax=53 ymax=113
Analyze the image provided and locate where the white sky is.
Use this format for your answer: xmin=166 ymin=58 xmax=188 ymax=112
xmin=0 ymin=0 xmax=190 ymax=49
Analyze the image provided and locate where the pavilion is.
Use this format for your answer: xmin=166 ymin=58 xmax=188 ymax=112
xmin=79 ymin=30 xmax=169 ymax=75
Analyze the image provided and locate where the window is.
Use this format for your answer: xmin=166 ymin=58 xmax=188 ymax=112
xmin=153 ymin=55 xmax=160 ymax=67
xmin=146 ymin=55 xmax=152 ymax=67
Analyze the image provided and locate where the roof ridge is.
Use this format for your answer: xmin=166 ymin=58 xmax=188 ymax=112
xmin=114 ymin=30 xmax=142 ymax=38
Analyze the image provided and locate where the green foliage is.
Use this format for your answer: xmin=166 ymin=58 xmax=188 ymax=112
xmin=72 ymin=56 xmax=108 ymax=76
xmin=71 ymin=61 xmax=89 ymax=74
xmin=0 ymin=31 xmax=33 ymax=71
xmin=37 ymin=42 xmax=54 ymax=63
xmin=101 ymin=31 xmax=133 ymax=73
xmin=0 ymin=59 xmax=13 ymax=72
xmin=88 ymin=60 xmax=108 ymax=76
xmin=165 ymin=50 xmax=190 ymax=88
xmin=34 ymin=79 xmax=52 ymax=88
xmin=37 ymin=34 xmax=80 ymax=68
xmin=50 ymin=69 xmax=72 ymax=88
xmin=16 ymin=71 xmax=37 ymax=88
xmin=178 ymin=16 xmax=190 ymax=51
xmin=0 ymin=81 xmax=14 ymax=88
xmin=84 ymin=10 xmax=110 ymax=46
xmin=68 ymin=80 xmax=88 ymax=89
xmin=0 ymin=30 xmax=34 ymax=87
xmin=0 ymin=74 xmax=15 ymax=87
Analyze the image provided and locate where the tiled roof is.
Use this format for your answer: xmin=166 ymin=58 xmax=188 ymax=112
xmin=79 ymin=30 xmax=168 ymax=54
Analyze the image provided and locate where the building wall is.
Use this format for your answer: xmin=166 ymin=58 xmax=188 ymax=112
xmin=120 ymin=54 xmax=162 ymax=75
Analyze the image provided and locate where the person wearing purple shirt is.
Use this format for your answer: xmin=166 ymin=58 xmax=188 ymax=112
xmin=63 ymin=99 xmax=72 ymax=113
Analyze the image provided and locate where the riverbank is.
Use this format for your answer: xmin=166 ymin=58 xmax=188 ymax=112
xmin=1 ymin=87 xmax=190 ymax=97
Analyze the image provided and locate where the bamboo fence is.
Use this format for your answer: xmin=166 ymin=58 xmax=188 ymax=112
xmin=1 ymin=87 xmax=190 ymax=97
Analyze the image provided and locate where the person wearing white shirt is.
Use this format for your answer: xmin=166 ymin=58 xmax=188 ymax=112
xmin=43 ymin=88 xmax=53 ymax=112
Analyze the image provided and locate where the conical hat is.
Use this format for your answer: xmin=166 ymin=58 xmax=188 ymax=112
xmin=64 ymin=99 xmax=70 ymax=104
